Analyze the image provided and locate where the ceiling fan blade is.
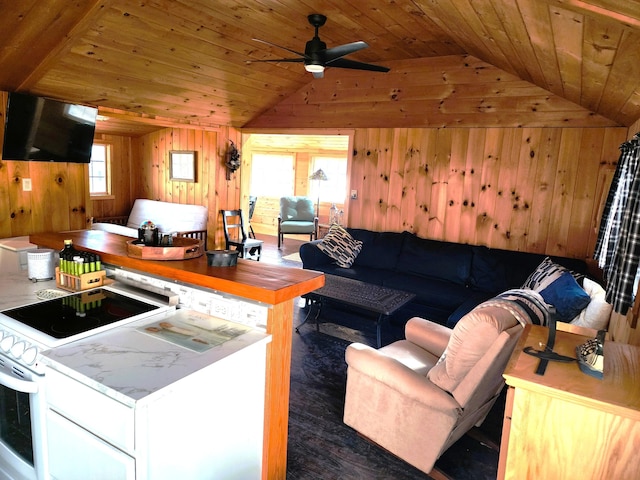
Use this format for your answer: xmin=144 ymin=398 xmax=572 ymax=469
xmin=249 ymin=58 xmax=305 ymax=64
xmin=324 ymin=41 xmax=369 ymax=63
xmin=252 ymin=38 xmax=307 ymax=58
xmin=328 ymin=58 xmax=390 ymax=72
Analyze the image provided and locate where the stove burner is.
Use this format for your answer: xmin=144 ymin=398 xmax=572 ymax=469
xmin=1 ymin=288 xmax=160 ymax=340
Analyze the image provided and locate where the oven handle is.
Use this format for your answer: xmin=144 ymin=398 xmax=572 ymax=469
xmin=0 ymin=369 xmax=38 ymax=393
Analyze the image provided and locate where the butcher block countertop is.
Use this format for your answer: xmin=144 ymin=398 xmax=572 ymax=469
xmin=30 ymin=230 xmax=324 ymax=305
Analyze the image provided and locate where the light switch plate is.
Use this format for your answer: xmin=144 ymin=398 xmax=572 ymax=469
xmin=22 ymin=178 xmax=32 ymax=191
xmin=350 ymin=190 xmax=358 ymax=199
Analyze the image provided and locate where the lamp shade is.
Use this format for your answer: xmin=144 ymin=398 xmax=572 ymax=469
xmin=310 ymin=168 xmax=328 ymax=181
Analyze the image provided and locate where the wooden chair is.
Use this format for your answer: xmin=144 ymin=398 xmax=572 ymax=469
xmin=248 ymin=196 xmax=258 ymax=239
xmin=220 ymin=209 xmax=263 ymax=261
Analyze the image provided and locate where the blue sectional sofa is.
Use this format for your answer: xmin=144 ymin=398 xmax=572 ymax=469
xmin=299 ymin=228 xmax=589 ymax=327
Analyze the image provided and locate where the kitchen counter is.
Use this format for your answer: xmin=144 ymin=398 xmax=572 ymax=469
xmin=28 ymin=230 xmax=322 ymax=480
xmin=0 ymin=271 xmax=59 ymax=310
xmin=41 ymin=308 xmax=271 ymax=407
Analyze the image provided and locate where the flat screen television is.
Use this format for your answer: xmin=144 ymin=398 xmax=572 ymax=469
xmin=2 ymin=92 xmax=98 ymax=163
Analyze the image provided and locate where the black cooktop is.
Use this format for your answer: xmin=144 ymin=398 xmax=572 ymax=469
xmin=1 ymin=288 xmax=160 ymax=339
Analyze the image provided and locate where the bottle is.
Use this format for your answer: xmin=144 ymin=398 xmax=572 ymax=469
xmin=59 ymin=239 xmax=76 ymax=285
xmin=330 ymin=204 xmax=338 ymax=224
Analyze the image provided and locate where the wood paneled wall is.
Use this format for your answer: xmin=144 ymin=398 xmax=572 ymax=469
xmin=89 ymin=133 xmax=134 ymax=220
xmin=348 ymin=126 xmax=627 ymax=260
xmin=133 ymin=126 xmax=240 ymax=249
xmin=0 ymin=159 xmax=88 ymax=237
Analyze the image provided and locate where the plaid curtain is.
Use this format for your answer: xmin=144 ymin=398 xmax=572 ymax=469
xmin=594 ymin=134 xmax=640 ymax=314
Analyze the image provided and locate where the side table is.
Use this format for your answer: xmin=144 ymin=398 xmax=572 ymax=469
xmin=498 ymin=324 xmax=640 ymax=480
xmin=317 ymin=223 xmax=331 ymax=239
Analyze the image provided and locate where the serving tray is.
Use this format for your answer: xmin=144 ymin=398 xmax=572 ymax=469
xmin=126 ymin=237 xmax=204 ymax=260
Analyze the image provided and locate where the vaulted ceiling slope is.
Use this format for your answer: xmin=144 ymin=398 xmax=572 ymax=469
xmin=1 ymin=0 xmax=639 ymax=135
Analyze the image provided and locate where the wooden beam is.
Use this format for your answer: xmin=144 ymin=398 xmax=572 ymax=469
xmin=549 ymin=0 xmax=640 ymax=30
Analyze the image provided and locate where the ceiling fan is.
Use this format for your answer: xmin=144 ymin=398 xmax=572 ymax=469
xmin=251 ymin=14 xmax=390 ymax=78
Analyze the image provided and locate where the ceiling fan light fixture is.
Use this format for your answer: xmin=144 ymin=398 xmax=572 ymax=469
xmin=304 ymin=63 xmax=325 ymax=73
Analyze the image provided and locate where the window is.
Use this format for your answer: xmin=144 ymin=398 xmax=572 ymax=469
xmin=250 ymin=153 xmax=295 ymax=196
xmin=309 ymin=156 xmax=348 ymax=203
xmin=89 ymin=143 xmax=111 ymax=197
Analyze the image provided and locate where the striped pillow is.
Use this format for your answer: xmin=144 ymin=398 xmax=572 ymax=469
xmin=522 ymin=257 xmax=584 ymax=291
xmin=317 ymin=225 xmax=363 ymax=268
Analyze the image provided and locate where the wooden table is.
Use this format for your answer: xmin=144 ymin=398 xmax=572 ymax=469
xmin=498 ymin=324 xmax=640 ymax=480
xmin=30 ymin=230 xmax=324 ymax=480
xmin=299 ymin=274 xmax=415 ymax=347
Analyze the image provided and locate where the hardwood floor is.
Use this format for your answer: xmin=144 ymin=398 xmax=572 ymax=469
xmin=252 ymin=233 xmax=307 ymax=266
xmin=253 ymin=233 xmax=501 ymax=479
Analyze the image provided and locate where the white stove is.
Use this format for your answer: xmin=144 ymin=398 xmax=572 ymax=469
xmin=0 ymin=284 xmax=176 ymax=376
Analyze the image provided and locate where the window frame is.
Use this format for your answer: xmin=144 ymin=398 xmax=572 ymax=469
xmin=89 ymin=142 xmax=113 ymax=199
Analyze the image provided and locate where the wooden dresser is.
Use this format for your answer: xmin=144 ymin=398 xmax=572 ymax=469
xmin=498 ymin=324 xmax=640 ymax=480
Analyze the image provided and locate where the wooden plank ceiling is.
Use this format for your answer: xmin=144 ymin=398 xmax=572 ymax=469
xmin=0 ymin=0 xmax=639 ymax=135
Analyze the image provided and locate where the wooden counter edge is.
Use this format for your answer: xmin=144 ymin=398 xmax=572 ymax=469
xmin=30 ymin=231 xmax=325 ymax=305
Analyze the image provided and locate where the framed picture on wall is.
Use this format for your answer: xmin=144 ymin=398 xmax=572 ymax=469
xmin=170 ymin=151 xmax=196 ymax=182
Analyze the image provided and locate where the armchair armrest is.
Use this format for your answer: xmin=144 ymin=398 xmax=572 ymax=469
xmin=345 ymin=343 xmax=461 ymax=413
xmin=405 ymin=317 xmax=452 ymax=358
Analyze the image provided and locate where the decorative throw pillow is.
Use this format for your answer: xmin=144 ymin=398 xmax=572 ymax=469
xmin=539 ymin=271 xmax=591 ymax=322
xmin=522 ymin=257 xmax=584 ymax=291
xmin=570 ymin=278 xmax=612 ymax=330
xmin=317 ymin=225 xmax=363 ymax=268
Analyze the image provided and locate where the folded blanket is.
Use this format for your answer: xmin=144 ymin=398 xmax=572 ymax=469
xmin=475 ymin=288 xmax=551 ymax=327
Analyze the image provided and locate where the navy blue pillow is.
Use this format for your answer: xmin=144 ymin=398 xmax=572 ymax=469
xmin=539 ymin=271 xmax=591 ymax=322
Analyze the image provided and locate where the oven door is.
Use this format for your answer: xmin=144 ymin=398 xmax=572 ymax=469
xmin=0 ymin=356 xmax=47 ymax=480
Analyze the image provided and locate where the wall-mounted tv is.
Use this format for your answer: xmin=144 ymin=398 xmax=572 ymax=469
xmin=2 ymin=92 xmax=98 ymax=163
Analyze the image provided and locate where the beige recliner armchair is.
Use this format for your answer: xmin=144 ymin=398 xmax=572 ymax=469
xmin=343 ymin=304 xmax=528 ymax=476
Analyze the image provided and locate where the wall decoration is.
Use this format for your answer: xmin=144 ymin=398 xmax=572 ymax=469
xmin=170 ymin=151 xmax=196 ymax=182
xmin=225 ymin=140 xmax=241 ymax=180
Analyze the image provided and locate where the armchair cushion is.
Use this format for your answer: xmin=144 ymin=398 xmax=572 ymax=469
xmin=317 ymin=224 xmax=363 ymax=268
xmin=427 ymin=306 xmax=518 ymax=394
xmin=345 ymin=343 xmax=460 ymax=411
xmin=280 ymin=196 xmax=315 ymax=222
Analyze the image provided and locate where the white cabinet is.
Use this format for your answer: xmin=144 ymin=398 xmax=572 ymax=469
xmin=44 ymin=339 xmax=268 ymax=480
xmin=47 ymin=409 xmax=135 ymax=480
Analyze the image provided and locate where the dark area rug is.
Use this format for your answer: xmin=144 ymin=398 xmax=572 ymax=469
xmin=287 ymin=300 xmax=504 ymax=480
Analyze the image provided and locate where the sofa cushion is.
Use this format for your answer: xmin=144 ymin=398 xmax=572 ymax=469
xmin=312 ymin=264 xmax=390 ymax=286
xmin=349 ymin=229 xmax=406 ymax=271
xmin=384 ymin=273 xmax=471 ymax=311
xmin=539 ymin=271 xmax=591 ymax=322
xmin=446 ymin=292 xmax=496 ymax=328
xmin=317 ymin=225 xmax=363 ymax=268
xmin=396 ymin=234 xmax=472 ymax=286
xmin=91 ymin=222 xmax=137 ymax=238
xmin=126 ymin=199 xmax=208 ymax=233
xmin=470 ymin=247 xmax=553 ymax=293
